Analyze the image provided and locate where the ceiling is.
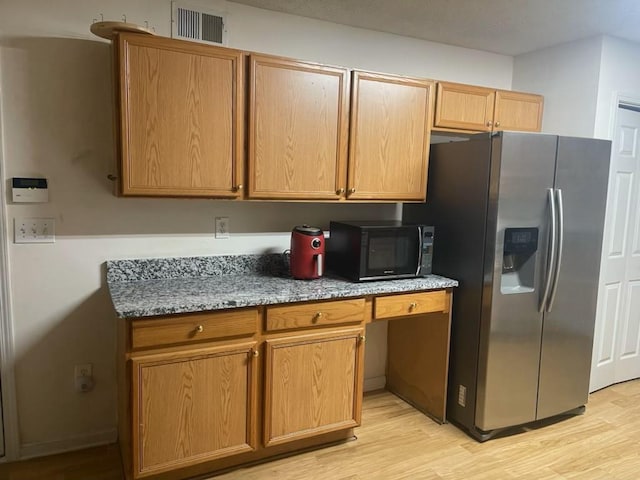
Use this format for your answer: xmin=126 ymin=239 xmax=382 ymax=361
xmin=227 ymin=0 xmax=640 ymax=56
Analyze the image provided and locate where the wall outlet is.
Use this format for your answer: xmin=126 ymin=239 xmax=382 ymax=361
xmin=458 ymin=384 xmax=467 ymax=407
xmin=74 ymin=363 xmax=94 ymax=393
xmin=75 ymin=364 xmax=92 ymax=378
xmin=14 ymin=217 xmax=55 ymax=243
xmin=215 ymin=216 xmax=230 ymax=239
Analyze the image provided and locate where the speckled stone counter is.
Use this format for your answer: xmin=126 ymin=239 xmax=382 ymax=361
xmin=106 ymin=254 xmax=458 ymax=318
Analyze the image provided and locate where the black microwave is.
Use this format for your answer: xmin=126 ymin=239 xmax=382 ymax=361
xmin=327 ymin=220 xmax=434 ymax=281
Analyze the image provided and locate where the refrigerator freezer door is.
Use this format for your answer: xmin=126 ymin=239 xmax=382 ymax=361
xmin=536 ymin=137 xmax=611 ymax=420
xmin=475 ymin=132 xmax=558 ymax=431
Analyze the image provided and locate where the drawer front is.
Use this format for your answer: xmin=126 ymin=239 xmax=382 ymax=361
xmin=374 ymin=290 xmax=449 ymax=320
xmin=265 ymin=298 xmax=365 ymax=331
xmin=131 ymin=308 xmax=258 ymax=350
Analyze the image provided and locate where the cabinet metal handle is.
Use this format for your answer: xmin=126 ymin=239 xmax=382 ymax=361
xmin=336 ymin=188 xmax=345 ymax=195
xmin=252 ymin=349 xmax=259 ymax=357
xmin=194 ymin=325 xmax=204 ymax=333
xmin=348 ymin=188 xmax=356 ymax=194
xmin=359 ymin=334 xmax=366 ymax=343
xmin=409 ymin=302 xmax=418 ymax=311
xmin=313 ymin=312 xmax=323 ymax=322
xmin=234 ymin=184 xmax=243 ymax=192
xmin=495 ymin=121 xmax=501 ymax=128
xmin=486 ymin=121 xmax=493 ymax=127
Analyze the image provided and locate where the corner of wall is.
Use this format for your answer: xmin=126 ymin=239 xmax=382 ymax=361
xmin=512 ymin=36 xmax=605 ymax=137
xmin=0 ymin=55 xmax=20 ymax=460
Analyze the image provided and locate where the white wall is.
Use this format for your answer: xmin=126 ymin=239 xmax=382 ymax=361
xmin=512 ymin=36 xmax=603 ymax=137
xmin=0 ymin=0 xmax=514 ymax=457
xmin=594 ymin=36 xmax=640 ymax=139
xmin=513 ymin=35 xmax=640 ymax=139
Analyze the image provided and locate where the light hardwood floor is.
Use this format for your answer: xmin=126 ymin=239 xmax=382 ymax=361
xmin=1 ymin=379 xmax=638 ymax=480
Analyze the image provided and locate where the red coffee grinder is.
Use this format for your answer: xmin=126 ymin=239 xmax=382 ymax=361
xmin=289 ymin=225 xmax=325 ymax=280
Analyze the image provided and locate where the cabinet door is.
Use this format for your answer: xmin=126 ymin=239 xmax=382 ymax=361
xmin=493 ymin=90 xmax=544 ymax=132
xmin=118 ymin=34 xmax=244 ymax=197
xmin=348 ymin=71 xmax=434 ymax=201
xmin=248 ymin=55 xmax=350 ymax=200
xmin=434 ymin=81 xmax=495 ymax=132
xmin=264 ymin=328 xmax=365 ymax=447
xmin=131 ymin=342 xmax=258 ymax=478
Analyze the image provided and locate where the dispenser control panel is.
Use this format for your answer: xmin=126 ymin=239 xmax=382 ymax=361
xmin=504 ymin=227 xmax=538 ymax=254
xmin=501 ymin=227 xmax=539 ymax=292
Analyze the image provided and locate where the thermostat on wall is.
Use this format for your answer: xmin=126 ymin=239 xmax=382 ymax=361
xmin=12 ymin=177 xmax=49 ymax=203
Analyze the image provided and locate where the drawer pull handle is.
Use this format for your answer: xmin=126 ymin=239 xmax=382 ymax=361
xmin=409 ymin=302 xmax=418 ymax=311
xmin=252 ymin=349 xmax=259 ymax=358
xmin=359 ymin=334 xmax=366 ymax=343
xmin=312 ymin=312 xmax=323 ymax=322
xmin=195 ymin=325 xmax=204 ymax=333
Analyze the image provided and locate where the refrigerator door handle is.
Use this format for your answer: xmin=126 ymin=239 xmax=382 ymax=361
xmin=547 ymin=188 xmax=564 ymax=312
xmin=539 ymin=188 xmax=557 ymax=312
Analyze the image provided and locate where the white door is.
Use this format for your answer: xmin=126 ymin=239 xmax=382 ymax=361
xmin=591 ymin=104 xmax=640 ymax=392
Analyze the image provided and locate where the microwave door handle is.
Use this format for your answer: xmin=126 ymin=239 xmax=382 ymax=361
xmin=547 ymin=189 xmax=564 ymax=312
xmin=416 ymin=226 xmax=423 ymax=276
xmin=539 ymin=188 xmax=556 ymax=312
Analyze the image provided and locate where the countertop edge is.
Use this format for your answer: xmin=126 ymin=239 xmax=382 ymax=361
xmin=108 ymin=274 xmax=458 ymax=319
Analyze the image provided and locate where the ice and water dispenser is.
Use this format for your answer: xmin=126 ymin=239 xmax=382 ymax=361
xmin=500 ymin=227 xmax=539 ymax=294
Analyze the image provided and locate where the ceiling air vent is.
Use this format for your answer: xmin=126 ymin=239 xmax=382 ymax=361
xmin=171 ymin=1 xmax=228 ymax=45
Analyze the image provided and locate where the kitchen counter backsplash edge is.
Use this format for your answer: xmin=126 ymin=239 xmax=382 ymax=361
xmin=106 ymin=253 xmax=287 ymax=283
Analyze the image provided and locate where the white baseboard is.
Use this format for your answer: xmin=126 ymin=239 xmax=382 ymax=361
xmin=19 ymin=428 xmax=117 ymax=460
xmin=17 ymin=377 xmax=386 ymax=460
xmin=364 ymin=375 xmax=386 ymax=392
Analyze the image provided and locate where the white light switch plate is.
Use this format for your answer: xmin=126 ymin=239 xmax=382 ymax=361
xmin=14 ymin=217 xmax=55 ymax=244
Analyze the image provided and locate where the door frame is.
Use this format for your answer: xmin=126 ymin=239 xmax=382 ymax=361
xmin=606 ymin=93 xmax=640 ymax=137
xmin=0 ymin=69 xmax=19 ymax=460
xmin=590 ymin=92 xmax=640 ymax=392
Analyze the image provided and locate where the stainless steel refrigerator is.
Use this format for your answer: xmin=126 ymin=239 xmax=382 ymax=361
xmin=403 ymin=131 xmax=611 ymax=441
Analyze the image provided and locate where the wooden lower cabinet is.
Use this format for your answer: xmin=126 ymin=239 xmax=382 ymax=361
xmin=263 ymin=327 xmax=365 ymax=447
xmin=118 ymin=291 xmax=451 ymax=479
xmin=130 ymin=342 xmax=259 ymax=478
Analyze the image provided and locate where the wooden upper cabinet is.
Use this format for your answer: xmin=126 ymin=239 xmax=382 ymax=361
xmin=348 ymin=71 xmax=434 ymax=201
xmin=248 ymin=55 xmax=350 ymax=200
xmin=493 ymin=90 xmax=544 ymax=132
xmin=117 ymin=34 xmax=244 ymax=197
xmin=434 ymin=82 xmax=495 ymax=132
xmin=434 ymin=81 xmax=543 ymax=133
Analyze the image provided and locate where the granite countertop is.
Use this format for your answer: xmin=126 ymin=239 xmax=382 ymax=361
xmin=106 ymin=254 xmax=458 ymax=319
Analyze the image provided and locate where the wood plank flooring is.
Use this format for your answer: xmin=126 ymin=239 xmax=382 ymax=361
xmin=0 ymin=443 xmax=122 ymax=480
xmin=0 ymin=379 xmax=638 ymax=480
